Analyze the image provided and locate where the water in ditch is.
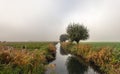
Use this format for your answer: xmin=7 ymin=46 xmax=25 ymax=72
xmin=46 ymin=43 xmax=101 ymax=74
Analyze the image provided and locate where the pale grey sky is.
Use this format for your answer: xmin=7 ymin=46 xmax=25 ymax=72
xmin=0 ymin=0 xmax=120 ymax=41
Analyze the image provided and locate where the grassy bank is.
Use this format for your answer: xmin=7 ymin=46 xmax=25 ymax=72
xmin=0 ymin=42 xmax=56 ymax=74
xmin=61 ymin=42 xmax=120 ymax=74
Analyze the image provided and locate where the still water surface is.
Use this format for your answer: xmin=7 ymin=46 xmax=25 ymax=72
xmin=46 ymin=43 xmax=100 ymax=74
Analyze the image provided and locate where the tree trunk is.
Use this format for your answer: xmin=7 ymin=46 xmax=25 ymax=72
xmin=77 ymin=40 xmax=80 ymax=52
xmin=76 ymin=40 xmax=79 ymax=44
xmin=76 ymin=40 xmax=80 ymax=44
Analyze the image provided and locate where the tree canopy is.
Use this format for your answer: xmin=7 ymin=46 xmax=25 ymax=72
xmin=60 ymin=34 xmax=69 ymax=42
xmin=67 ymin=23 xmax=89 ymax=43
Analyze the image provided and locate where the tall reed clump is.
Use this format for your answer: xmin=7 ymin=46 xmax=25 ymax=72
xmin=0 ymin=49 xmax=46 ymax=74
xmin=45 ymin=43 xmax=56 ymax=62
xmin=48 ymin=43 xmax=56 ymax=53
xmin=61 ymin=42 xmax=75 ymax=52
xmin=61 ymin=42 xmax=120 ymax=74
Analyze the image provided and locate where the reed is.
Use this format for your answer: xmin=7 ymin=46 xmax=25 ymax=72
xmin=0 ymin=42 xmax=56 ymax=74
xmin=61 ymin=42 xmax=120 ymax=74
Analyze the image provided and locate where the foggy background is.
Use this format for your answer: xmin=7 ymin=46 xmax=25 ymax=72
xmin=0 ymin=0 xmax=120 ymax=42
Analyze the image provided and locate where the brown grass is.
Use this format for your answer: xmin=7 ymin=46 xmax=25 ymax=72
xmin=61 ymin=42 xmax=120 ymax=74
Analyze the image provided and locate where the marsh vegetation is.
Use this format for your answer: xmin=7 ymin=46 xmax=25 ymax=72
xmin=61 ymin=42 xmax=120 ymax=74
xmin=0 ymin=42 xmax=56 ymax=74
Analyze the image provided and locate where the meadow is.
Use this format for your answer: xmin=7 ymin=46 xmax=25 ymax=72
xmin=81 ymin=42 xmax=120 ymax=50
xmin=0 ymin=42 xmax=56 ymax=74
xmin=61 ymin=42 xmax=120 ymax=74
xmin=0 ymin=42 xmax=120 ymax=74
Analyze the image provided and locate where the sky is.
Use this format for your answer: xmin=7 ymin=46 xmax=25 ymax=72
xmin=0 ymin=0 xmax=120 ymax=42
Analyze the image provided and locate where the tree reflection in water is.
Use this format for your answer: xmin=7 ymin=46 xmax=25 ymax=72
xmin=66 ymin=56 xmax=88 ymax=74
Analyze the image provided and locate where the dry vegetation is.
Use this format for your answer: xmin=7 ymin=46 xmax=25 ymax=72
xmin=61 ymin=42 xmax=120 ymax=74
xmin=0 ymin=42 xmax=56 ymax=74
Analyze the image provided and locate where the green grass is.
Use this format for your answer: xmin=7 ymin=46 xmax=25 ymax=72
xmin=81 ymin=42 xmax=120 ymax=50
xmin=0 ymin=42 xmax=56 ymax=50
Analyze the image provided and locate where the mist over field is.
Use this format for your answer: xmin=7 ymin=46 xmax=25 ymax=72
xmin=0 ymin=0 xmax=120 ymax=41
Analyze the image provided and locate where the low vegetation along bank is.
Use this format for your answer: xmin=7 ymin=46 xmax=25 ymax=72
xmin=61 ymin=42 xmax=120 ymax=74
xmin=0 ymin=42 xmax=56 ymax=74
